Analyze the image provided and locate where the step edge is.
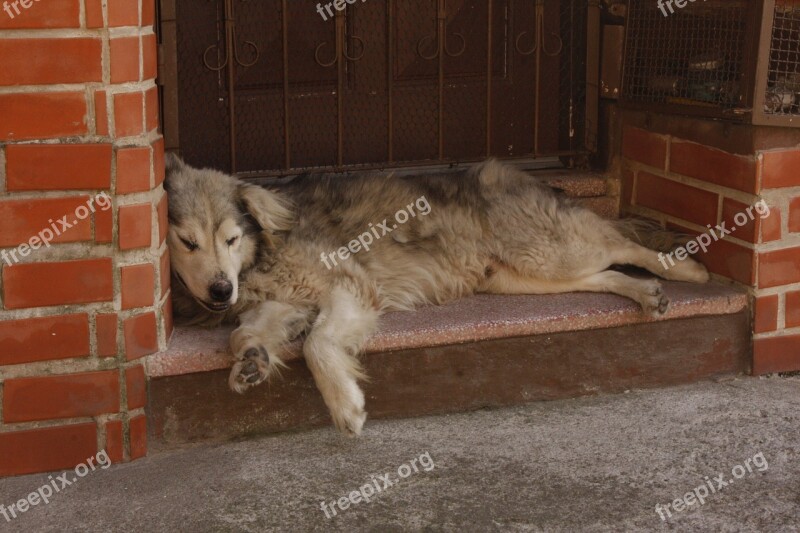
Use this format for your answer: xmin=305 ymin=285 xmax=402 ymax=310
xmin=146 ymin=291 xmax=748 ymax=379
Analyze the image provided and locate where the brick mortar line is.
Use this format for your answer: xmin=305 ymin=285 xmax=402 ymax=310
xmin=626 ymin=155 xmax=800 ymax=200
xmin=624 ymin=205 xmax=760 ymax=250
xmin=96 ymin=417 xmax=108 ymax=462
xmin=756 ymin=152 xmax=764 ymax=192
xmin=755 ymin=235 xmax=800 ymax=252
xmin=759 ymin=191 xmax=790 ymax=243
xmin=753 ymin=326 xmax=800 ymax=339
xmin=754 ymin=281 xmax=800 ymax=296
xmin=0 ymin=415 xmax=110 ymax=433
xmin=0 ymin=189 xmax=115 ymax=201
xmin=99 ymin=11 xmax=110 ymax=90
xmin=624 ymin=158 xmax=761 ymax=204
xmin=751 ymin=185 xmax=800 ymax=198
xmin=88 ymin=308 xmax=99 ymax=358
xmin=0 ymin=351 xmax=146 ymax=382
xmin=0 ymin=146 xmax=6 ymax=194
xmin=0 ymin=288 xmax=162 ymax=318
xmin=0 ymin=245 xmax=117 ymax=262
xmin=115 ymin=188 xmax=161 ymax=206
xmin=626 ymin=203 xmax=800 ymax=251
xmin=0 ymin=29 xmax=113 ymax=38
xmin=0 ymin=80 xmax=157 ymax=95
xmin=0 ymin=27 xmax=154 ymax=39
xmin=78 ymin=0 xmax=86 ymax=28
xmin=109 ymin=27 xmax=154 ymax=38
xmin=0 ymin=131 xmax=158 ymax=149
xmin=156 ymin=289 xmax=171 ymax=351
xmin=0 ymin=305 xmax=116 ymax=321
xmin=117 ymin=367 xmax=127 ymax=442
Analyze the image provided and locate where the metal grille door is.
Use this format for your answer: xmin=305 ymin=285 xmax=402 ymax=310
xmin=163 ymin=0 xmax=595 ymax=176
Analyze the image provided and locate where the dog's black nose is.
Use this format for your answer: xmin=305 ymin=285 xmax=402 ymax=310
xmin=209 ymin=280 xmax=233 ymax=302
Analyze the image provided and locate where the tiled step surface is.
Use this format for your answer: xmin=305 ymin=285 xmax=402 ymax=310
xmin=146 ymin=281 xmax=747 ymax=378
xmin=147 ymin=282 xmax=751 ymax=448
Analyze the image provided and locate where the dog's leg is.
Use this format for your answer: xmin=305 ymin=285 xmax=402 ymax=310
xmin=303 ymin=286 xmax=378 ymax=437
xmin=611 ymin=243 xmax=709 ymax=283
xmin=228 ymin=301 xmax=312 ymax=393
xmin=482 ymin=267 xmax=670 ymax=316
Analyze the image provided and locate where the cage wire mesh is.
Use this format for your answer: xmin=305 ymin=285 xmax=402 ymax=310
xmin=763 ymin=0 xmax=800 ymax=116
xmin=622 ymin=0 xmax=748 ymax=114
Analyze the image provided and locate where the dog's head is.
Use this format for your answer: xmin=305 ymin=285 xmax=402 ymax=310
xmin=164 ymin=154 xmax=294 ymax=314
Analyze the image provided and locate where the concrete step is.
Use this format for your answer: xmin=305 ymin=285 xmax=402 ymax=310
xmin=529 ymin=169 xmax=617 ymax=217
xmin=146 ymin=281 xmax=750 ymax=449
xmin=528 ymin=169 xmax=610 ymax=198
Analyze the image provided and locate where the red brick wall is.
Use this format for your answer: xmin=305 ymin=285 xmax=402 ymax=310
xmin=0 ymin=0 xmax=169 ymax=477
xmin=620 ymin=125 xmax=800 ymax=375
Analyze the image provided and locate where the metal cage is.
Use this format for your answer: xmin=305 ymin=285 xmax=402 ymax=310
xmin=753 ymin=0 xmax=800 ymax=126
xmin=621 ymin=0 xmax=756 ymax=120
xmin=621 ymin=0 xmax=800 ymax=127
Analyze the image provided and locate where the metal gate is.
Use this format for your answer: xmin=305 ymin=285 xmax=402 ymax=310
xmin=159 ymin=0 xmax=598 ymax=177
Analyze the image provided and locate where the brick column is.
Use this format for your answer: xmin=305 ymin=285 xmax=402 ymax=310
xmin=0 ymin=0 xmax=169 ymax=477
xmin=619 ymin=123 xmax=800 ymax=375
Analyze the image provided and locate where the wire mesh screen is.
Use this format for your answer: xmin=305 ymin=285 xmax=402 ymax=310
xmin=173 ymin=0 xmax=591 ymax=176
xmin=622 ymin=0 xmax=748 ymax=115
xmin=762 ymin=0 xmax=800 ymax=117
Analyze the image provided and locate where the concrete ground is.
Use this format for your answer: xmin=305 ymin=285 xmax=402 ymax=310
xmin=1 ymin=376 xmax=798 ymax=532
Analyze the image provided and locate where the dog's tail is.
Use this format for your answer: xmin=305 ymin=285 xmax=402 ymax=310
xmin=611 ymin=218 xmax=691 ymax=253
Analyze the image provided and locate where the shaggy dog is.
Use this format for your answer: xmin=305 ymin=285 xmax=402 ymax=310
xmin=165 ymin=155 xmax=709 ymax=436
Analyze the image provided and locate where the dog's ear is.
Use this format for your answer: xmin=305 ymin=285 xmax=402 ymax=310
xmin=164 ymin=152 xmax=185 ymax=192
xmin=237 ymin=183 xmax=295 ymax=234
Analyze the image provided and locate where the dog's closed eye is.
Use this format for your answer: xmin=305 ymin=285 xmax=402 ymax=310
xmin=180 ymin=237 xmax=199 ymax=251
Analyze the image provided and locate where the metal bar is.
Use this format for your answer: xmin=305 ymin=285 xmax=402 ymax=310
xmin=584 ymin=0 xmax=600 ymax=152
xmin=437 ymin=0 xmax=445 ymax=160
xmin=485 ymin=0 xmax=493 ymax=156
xmin=534 ymin=1 xmax=542 ymax=156
xmin=751 ymin=0 xmax=776 ymax=126
xmin=336 ymin=9 xmax=345 ymax=167
xmin=282 ymin=0 xmax=291 ymax=169
xmin=157 ymin=0 xmax=180 ymax=153
xmin=237 ymin=153 xmax=578 ymax=180
xmin=739 ymin=0 xmax=766 ymax=113
xmin=223 ymin=0 xmax=237 ymax=172
xmin=387 ymin=0 xmax=394 ymax=163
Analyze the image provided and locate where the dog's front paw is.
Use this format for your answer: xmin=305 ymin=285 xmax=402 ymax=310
xmin=640 ymin=280 xmax=670 ymax=317
xmin=329 ymin=384 xmax=367 ymax=437
xmin=228 ymin=347 xmax=271 ymax=394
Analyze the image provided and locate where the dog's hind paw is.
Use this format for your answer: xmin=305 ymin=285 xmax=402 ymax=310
xmin=228 ymin=346 xmax=271 ymax=394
